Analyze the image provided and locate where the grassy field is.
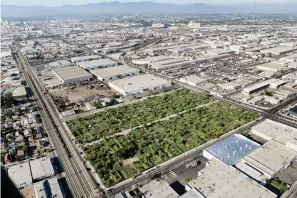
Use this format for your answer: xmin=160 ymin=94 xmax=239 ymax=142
xmin=83 ymin=102 xmax=258 ymax=187
xmin=68 ymin=89 xmax=212 ymax=144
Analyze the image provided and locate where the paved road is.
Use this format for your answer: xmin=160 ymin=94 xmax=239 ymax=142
xmin=15 ymin=50 xmax=102 ymax=198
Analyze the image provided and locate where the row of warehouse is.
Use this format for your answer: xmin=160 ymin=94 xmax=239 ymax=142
xmin=47 ymin=56 xmax=171 ymax=96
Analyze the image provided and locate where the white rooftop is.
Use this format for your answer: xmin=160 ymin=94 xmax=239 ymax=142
xmin=108 ymin=74 xmax=170 ymax=93
xmin=243 ymin=78 xmax=277 ymax=93
xmin=187 ymin=159 xmax=276 ymax=198
xmin=251 ymin=119 xmax=297 ymax=145
xmin=260 ymin=46 xmax=297 ymax=55
xmin=91 ymin=65 xmax=139 ymax=78
xmin=49 ymin=60 xmax=72 ymax=68
xmin=70 ymin=55 xmax=101 ymax=62
xmin=8 ymin=162 xmax=32 ymax=189
xmin=243 ymin=140 xmax=297 ymax=176
xmin=179 ymin=75 xmax=207 ymax=84
xmin=12 ymin=86 xmax=27 ymax=97
xmin=52 ymin=66 xmax=93 ymax=81
xmin=78 ymin=59 xmax=118 ymax=69
xmin=47 ymin=178 xmax=64 ymax=198
xmin=29 ymin=157 xmax=55 ymax=180
xmin=33 ymin=181 xmax=46 ymax=198
xmin=257 ymin=62 xmax=286 ymax=71
xmin=139 ymin=180 xmax=179 ymax=198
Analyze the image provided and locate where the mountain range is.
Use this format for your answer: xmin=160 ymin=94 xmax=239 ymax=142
xmin=1 ymin=1 xmax=297 ymax=17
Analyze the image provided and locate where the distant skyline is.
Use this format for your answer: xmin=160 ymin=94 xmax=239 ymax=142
xmin=2 ymin=0 xmax=297 ymax=6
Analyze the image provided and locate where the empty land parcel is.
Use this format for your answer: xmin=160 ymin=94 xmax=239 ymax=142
xmin=82 ymin=102 xmax=258 ymax=187
xmin=67 ymin=89 xmax=212 ymax=143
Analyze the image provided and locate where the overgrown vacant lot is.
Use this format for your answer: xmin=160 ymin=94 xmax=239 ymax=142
xmin=68 ymin=89 xmax=212 ymax=143
xmin=84 ymin=102 xmax=258 ymax=187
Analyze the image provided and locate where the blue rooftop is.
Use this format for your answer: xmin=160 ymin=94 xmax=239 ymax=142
xmin=205 ymin=134 xmax=260 ymax=165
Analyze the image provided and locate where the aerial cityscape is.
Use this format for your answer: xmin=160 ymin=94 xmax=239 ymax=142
xmin=1 ymin=1 xmax=297 ymax=198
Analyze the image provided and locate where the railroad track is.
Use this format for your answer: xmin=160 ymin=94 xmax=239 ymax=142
xmin=16 ymin=51 xmax=100 ymax=198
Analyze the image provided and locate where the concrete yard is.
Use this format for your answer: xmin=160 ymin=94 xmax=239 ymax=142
xmin=49 ymin=84 xmax=115 ymax=103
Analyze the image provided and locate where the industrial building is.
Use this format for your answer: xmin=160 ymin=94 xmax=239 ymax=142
xmin=242 ymin=140 xmax=297 ymax=179
xmin=257 ymin=62 xmax=286 ymax=72
xmin=70 ymin=55 xmax=101 ymax=63
xmin=242 ymin=78 xmax=278 ymax=95
xmin=29 ymin=157 xmax=55 ymax=181
xmin=90 ymin=65 xmax=139 ymax=81
xmin=206 ymin=48 xmax=235 ymax=56
xmin=20 ymin=185 xmax=36 ymax=198
xmin=47 ymin=60 xmax=72 ymax=68
xmin=8 ymin=162 xmax=32 ymax=189
xmin=280 ymin=54 xmax=297 ymax=63
xmin=108 ymin=74 xmax=171 ymax=96
xmin=131 ymin=56 xmax=174 ymax=66
xmin=179 ymin=75 xmax=208 ymax=87
xmin=251 ymin=119 xmax=297 ymax=151
xmin=260 ymin=46 xmax=297 ymax=55
xmin=52 ymin=66 xmax=93 ymax=84
xmin=77 ymin=59 xmax=118 ymax=70
xmin=12 ymin=86 xmax=27 ymax=98
xmin=203 ymin=134 xmax=260 ymax=165
xmin=139 ymin=179 xmax=179 ymax=198
xmin=186 ymin=159 xmax=276 ymax=198
xmin=34 ymin=178 xmax=63 ymax=198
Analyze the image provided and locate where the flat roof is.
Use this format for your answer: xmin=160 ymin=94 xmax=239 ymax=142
xmin=8 ymin=162 xmax=32 ymax=189
xmin=78 ymin=59 xmax=118 ymax=69
xmin=139 ymin=179 xmax=179 ymax=198
xmin=33 ymin=180 xmax=46 ymax=198
xmin=243 ymin=78 xmax=277 ymax=93
xmin=91 ymin=65 xmax=139 ymax=78
xmin=12 ymin=86 xmax=27 ymax=97
xmin=180 ymin=189 xmax=204 ymax=198
xmin=244 ymin=140 xmax=297 ymax=176
xmin=70 ymin=55 xmax=101 ymax=62
xmin=187 ymin=159 xmax=276 ymax=198
xmin=260 ymin=46 xmax=297 ymax=54
xmin=47 ymin=178 xmax=63 ymax=198
xmin=29 ymin=157 xmax=55 ymax=180
xmin=251 ymin=119 xmax=297 ymax=145
xmin=205 ymin=134 xmax=260 ymax=165
xmin=206 ymin=48 xmax=234 ymax=55
xmin=20 ymin=185 xmax=36 ymax=198
xmin=108 ymin=74 xmax=170 ymax=93
xmin=179 ymin=75 xmax=207 ymax=84
xmin=52 ymin=66 xmax=93 ymax=81
xmin=257 ymin=62 xmax=286 ymax=71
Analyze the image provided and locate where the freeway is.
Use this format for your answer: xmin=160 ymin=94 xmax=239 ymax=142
xmin=15 ymin=50 xmax=102 ymax=198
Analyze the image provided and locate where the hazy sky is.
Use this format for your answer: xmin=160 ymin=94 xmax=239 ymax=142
xmin=2 ymin=0 xmax=296 ymax=6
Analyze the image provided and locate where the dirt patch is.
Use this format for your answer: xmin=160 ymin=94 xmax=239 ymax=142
xmin=122 ymin=157 xmax=139 ymax=166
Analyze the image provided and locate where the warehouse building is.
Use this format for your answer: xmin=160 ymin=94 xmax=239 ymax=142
xmin=12 ymin=86 xmax=27 ymax=98
xmin=91 ymin=65 xmax=139 ymax=81
xmin=139 ymin=179 xmax=179 ymax=198
xmin=242 ymin=78 xmax=278 ymax=95
xmin=206 ymin=48 xmax=235 ymax=56
xmin=77 ymin=59 xmax=118 ymax=71
xmin=260 ymin=46 xmax=297 ymax=55
xmin=70 ymin=55 xmax=101 ymax=63
xmin=250 ymin=119 xmax=297 ymax=151
xmin=186 ymin=159 xmax=276 ymax=198
xmin=108 ymin=74 xmax=171 ymax=96
xmin=257 ymin=62 xmax=286 ymax=72
xmin=52 ymin=66 xmax=93 ymax=84
xmin=29 ymin=157 xmax=55 ymax=181
xmin=34 ymin=178 xmax=63 ymax=198
xmin=203 ymin=134 xmax=260 ymax=165
xmin=8 ymin=162 xmax=32 ymax=189
xmin=179 ymin=75 xmax=208 ymax=87
xmin=131 ymin=56 xmax=174 ymax=66
xmin=280 ymin=54 xmax=297 ymax=63
xmin=242 ymin=140 xmax=297 ymax=179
